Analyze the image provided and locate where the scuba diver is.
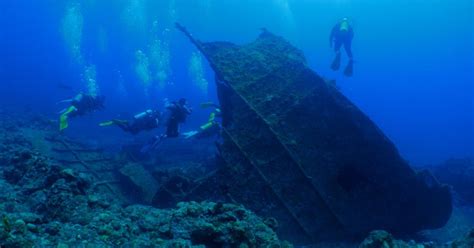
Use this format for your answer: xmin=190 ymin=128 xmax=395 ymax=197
xmin=99 ymin=109 xmax=161 ymax=135
xmin=330 ymin=18 xmax=354 ymax=77
xmin=183 ymin=102 xmax=221 ymax=139
xmin=58 ymin=92 xmax=105 ymax=131
xmin=164 ymin=98 xmax=192 ymax=138
xmin=140 ymin=98 xmax=192 ymax=153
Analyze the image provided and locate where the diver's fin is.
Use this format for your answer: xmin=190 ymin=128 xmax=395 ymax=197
xmin=344 ymin=59 xmax=354 ymax=77
xmin=59 ymin=106 xmax=77 ymax=131
xmin=183 ymin=131 xmax=199 ymax=139
xmin=59 ymin=114 xmax=68 ymax=131
xmin=207 ymin=112 xmax=216 ymax=122
xmin=331 ymin=52 xmax=341 ymax=71
xmin=99 ymin=119 xmax=128 ymax=127
xmin=99 ymin=121 xmax=115 ymax=127
xmin=200 ymin=122 xmax=214 ymax=131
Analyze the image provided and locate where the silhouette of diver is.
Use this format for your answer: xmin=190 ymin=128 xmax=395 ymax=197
xmin=99 ymin=109 xmax=161 ymax=135
xmin=140 ymin=98 xmax=192 ymax=153
xmin=58 ymin=92 xmax=105 ymax=131
xmin=330 ymin=18 xmax=354 ymax=77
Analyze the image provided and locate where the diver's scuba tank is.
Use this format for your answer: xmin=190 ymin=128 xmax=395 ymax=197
xmin=134 ymin=109 xmax=153 ymax=119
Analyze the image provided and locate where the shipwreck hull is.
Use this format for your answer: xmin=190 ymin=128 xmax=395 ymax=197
xmin=177 ymin=26 xmax=452 ymax=243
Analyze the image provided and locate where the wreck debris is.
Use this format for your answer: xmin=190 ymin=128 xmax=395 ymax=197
xmin=176 ymin=23 xmax=453 ymax=243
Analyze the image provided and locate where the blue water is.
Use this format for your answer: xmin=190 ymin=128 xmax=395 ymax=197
xmin=0 ymin=0 xmax=472 ymax=165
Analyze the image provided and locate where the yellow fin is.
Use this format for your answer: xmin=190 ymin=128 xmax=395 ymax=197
xmin=208 ymin=112 xmax=216 ymax=122
xmin=99 ymin=121 xmax=115 ymax=127
xmin=59 ymin=106 xmax=76 ymax=131
xmin=99 ymin=119 xmax=128 ymax=127
xmin=59 ymin=114 xmax=68 ymax=131
xmin=200 ymin=122 xmax=213 ymax=130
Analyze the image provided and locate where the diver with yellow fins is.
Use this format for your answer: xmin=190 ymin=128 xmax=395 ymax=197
xmin=183 ymin=102 xmax=221 ymax=139
xmin=99 ymin=109 xmax=161 ymax=135
xmin=330 ymin=18 xmax=354 ymax=77
xmin=58 ymin=92 xmax=105 ymax=131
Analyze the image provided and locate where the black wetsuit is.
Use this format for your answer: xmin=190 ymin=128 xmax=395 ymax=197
xmin=116 ymin=111 xmax=161 ymax=135
xmin=330 ymin=23 xmax=354 ymax=59
xmin=70 ymin=94 xmax=105 ymax=117
xmin=166 ymin=103 xmax=191 ymax=137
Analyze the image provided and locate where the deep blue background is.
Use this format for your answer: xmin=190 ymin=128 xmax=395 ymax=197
xmin=0 ymin=0 xmax=472 ymax=165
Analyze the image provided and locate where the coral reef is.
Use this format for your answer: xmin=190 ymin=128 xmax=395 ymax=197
xmin=0 ymin=113 xmax=290 ymax=247
xmin=359 ymin=229 xmax=474 ymax=248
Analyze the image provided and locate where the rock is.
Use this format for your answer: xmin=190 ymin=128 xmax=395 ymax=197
xmin=359 ymin=230 xmax=394 ymax=248
xmin=119 ymin=162 xmax=160 ymax=204
xmin=16 ymin=212 xmax=42 ymax=224
xmin=45 ymin=221 xmax=61 ymax=236
xmin=359 ymin=229 xmax=474 ymax=248
xmin=451 ymin=229 xmax=474 ymax=248
xmin=13 ymin=219 xmax=26 ymax=234
xmin=60 ymin=168 xmax=76 ymax=180
xmin=264 ymin=217 xmax=279 ymax=231
xmin=26 ymin=223 xmax=38 ymax=233
xmin=57 ymin=243 xmax=69 ymax=248
xmin=124 ymin=201 xmax=290 ymax=247
xmin=87 ymin=194 xmax=111 ymax=209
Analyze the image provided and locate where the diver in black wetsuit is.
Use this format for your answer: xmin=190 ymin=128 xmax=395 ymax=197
xmin=165 ymin=98 xmax=192 ymax=138
xmin=58 ymin=92 xmax=105 ymax=131
xmin=140 ymin=98 xmax=192 ymax=153
xmin=330 ymin=18 xmax=354 ymax=77
xmin=100 ymin=109 xmax=161 ymax=135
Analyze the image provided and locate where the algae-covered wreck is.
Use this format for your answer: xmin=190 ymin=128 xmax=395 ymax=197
xmin=173 ymin=24 xmax=452 ymax=244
